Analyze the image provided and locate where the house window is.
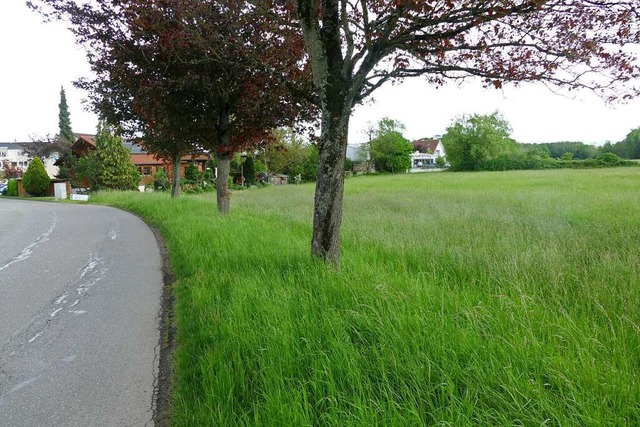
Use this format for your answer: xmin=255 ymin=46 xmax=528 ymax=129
xmin=142 ymin=166 xmax=152 ymax=176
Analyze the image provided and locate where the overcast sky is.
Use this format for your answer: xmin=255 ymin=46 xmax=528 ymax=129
xmin=1 ymin=2 xmax=639 ymax=145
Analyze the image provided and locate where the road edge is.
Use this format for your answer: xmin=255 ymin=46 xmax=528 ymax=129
xmin=148 ymin=223 xmax=176 ymax=427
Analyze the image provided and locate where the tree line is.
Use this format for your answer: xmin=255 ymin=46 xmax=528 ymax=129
xmin=442 ymin=112 xmax=640 ymax=171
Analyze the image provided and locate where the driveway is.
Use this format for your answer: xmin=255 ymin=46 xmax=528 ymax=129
xmin=0 ymin=199 xmax=163 ymax=426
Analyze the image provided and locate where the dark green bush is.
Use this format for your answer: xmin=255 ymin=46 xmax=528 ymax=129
xmin=7 ymin=179 xmax=18 ymax=197
xmin=22 ymin=157 xmax=50 ymax=196
xmin=184 ymin=164 xmax=203 ymax=184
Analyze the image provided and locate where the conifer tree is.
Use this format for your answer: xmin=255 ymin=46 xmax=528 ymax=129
xmin=22 ymin=157 xmax=50 ymax=196
xmin=58 ymin=86 xmax=75 ymax=144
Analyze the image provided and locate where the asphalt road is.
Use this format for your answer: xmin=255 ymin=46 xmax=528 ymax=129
xmin=0 ymin=199 xmax=163 ymax=426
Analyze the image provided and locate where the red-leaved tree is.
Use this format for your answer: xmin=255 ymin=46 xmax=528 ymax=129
xmin=30 ymin=0 xmax=316 ymax=211
xmin=281 ymin=0 xmax=640 ymax=264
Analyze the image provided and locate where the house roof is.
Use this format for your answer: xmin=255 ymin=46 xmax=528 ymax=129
xmin=412 ymin=138 xmax=440 ymax=153
xmin=130 ymin=153 xmax=210 ymax=166
xmin=0 ymin=142 xmax=29 ymax=151
xmin=75 ymin=134 xmax=96 ymax=147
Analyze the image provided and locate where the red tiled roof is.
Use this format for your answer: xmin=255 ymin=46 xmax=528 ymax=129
xmin=412 ymin=138 xmax=440 ymax=153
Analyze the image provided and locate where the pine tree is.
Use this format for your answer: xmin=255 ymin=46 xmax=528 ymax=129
xmin=94 ymin=122 xmax=140 ymax=190
xmin=58 ymin=86 xmax=75 ymax=144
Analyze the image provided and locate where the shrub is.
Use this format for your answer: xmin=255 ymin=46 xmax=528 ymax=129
xmin=7 ymin=179 xmax=18 ymax=196
xmin=184 ymin=164 xmax=203 ymax=184
xmin=154 ymin=167 xmax=169 ymax=191
xmin=595 ymin=152 xmax=626 ymax=167
xmin=22 ymin=157 xmax=50 ymax=196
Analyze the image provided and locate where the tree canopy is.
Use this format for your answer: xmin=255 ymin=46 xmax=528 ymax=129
xmin=287 ymin=0 xmax=640 ymax=264
xmin=369 ymin=118 xmax=413 ymax=173
xmin=91 ymin=123 xmax=140 ymax=191
xmin=443 ymin=112 xmax=517 ymax=171
xmin=30 ymin=0 xmax=316 ymax=211
xmin=601 ymin=127 xmax=640 ymax=159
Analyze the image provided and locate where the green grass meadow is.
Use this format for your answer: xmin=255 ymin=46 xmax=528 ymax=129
xmin=93 ymin=168 xmax=640 ymax=426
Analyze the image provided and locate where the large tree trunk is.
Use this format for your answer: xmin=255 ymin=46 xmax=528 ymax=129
xmin=311 ymin=106 xmax=350 ymax=265
xmin=216 ymin=154 xmax=231 ymax=214
xmin=296 ymin=0 xmax=358 ymax=265
xmin=171 ymin=155 xmax=180 ymax=198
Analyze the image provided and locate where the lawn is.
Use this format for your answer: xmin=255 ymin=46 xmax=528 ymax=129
xmin=93 ymin=168 xmax=640 ymax=426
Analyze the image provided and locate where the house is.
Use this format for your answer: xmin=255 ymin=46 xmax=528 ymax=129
xmin=72 ymin=134 xmax=210 ymax=186
xmin=0 ymin=142 xmax=59 ymax=178
xmin=346 ymin=143 xmax=373 ymax=173
xmin=410 ymin=138 xmax=446 ymax=171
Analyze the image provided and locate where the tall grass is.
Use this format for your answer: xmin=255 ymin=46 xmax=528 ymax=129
xmin=93 ymin=168 xmax=640 ymax=426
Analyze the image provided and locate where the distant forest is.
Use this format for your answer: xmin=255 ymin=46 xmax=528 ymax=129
xmin=520 ymin=127 xmax=640 ymax=160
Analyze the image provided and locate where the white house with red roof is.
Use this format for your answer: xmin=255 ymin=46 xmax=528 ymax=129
xmin=410 ymin=138 xmax=446 ymax=171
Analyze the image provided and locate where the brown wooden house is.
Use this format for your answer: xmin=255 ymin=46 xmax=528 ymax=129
xmin=72 ymin=134 xmax=210 ymax=186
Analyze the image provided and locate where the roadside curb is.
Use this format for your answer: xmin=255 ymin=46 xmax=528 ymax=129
xmin=148 ymin=223 xmax=176 ymax=427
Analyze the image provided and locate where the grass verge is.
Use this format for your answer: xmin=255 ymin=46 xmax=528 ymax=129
xmin=93 ymin=168 xmax=640 ymax=426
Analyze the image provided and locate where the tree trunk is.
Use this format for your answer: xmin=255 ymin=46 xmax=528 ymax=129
xmin=311 ymin=109 xmax=350 ymax=266
xmin=216 ymin=154 xmax=231 ymax=214
xmin=171 ymin=155 xmax=180 ymax=198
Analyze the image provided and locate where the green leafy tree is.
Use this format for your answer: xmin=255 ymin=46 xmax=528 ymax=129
xmin=301 ymin=144 xmax=319 ymax=182
xmin=154 ymin=167 xmax=169 ymax=191
xmin=369 ymin=118 xmax=413 ymax=173
xmin=22 ymin=157 xmax=50 ymax=196
xmin=184 ymin=164 xmax=203 ymax=184
xmin=443 ymin=113 xmax=518 ymax=171
xmin=370 ymin=133 xmax=413 ymax=173
xmin=94 ymin=123 xmax=140 ymax=190
xmin=75 ymin=152 xmax=102 ymax=191
xmin=263 ymin=128 xmax=318 ymax=181
xmin=616 ymin=127 xmax=640 ymax=159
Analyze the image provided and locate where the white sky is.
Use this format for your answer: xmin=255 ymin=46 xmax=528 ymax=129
xmin=1 ymin=1 xmax=639 ymax=145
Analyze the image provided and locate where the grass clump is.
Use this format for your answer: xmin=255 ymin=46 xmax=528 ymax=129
xmin=92 ymin=168 xmax=640 ymax=426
